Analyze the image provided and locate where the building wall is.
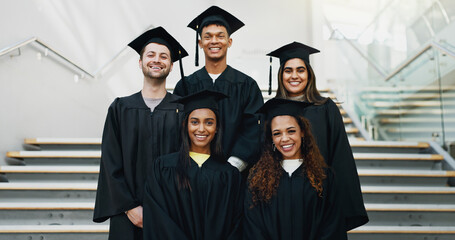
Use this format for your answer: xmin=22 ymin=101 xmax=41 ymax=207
xmin=0 ymin=0 xmax=324 ymax=163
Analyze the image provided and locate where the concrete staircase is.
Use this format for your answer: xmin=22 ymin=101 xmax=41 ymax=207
xmin=0 ymin=138 xmax=107 ymax=240
xmin=1 ymin=90 xmax=455 ymax=239
xmin=358 ymin=85 xmax=455 ymax=143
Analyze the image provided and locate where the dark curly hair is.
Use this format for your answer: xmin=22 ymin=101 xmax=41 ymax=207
xmin=248 ymin=115 xmax=327 ymax=207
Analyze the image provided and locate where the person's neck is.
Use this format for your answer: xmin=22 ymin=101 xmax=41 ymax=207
xmin=142 ymin=77 xmax=167 ymax=99
xmin=205 ymin=58 xmax=228 ymax=74
xmin=190 ymin=146 xmax=211 ymax=155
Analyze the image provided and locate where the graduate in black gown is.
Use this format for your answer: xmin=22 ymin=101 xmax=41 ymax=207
xmin=93 ymin=27 xmax=188 ymax=240
xmin=267 ymin=42 xmax=368 ymax=230
xmin=143 ymin=90 xmax=243 ymax=240
xmin=173 ymin=6 xmax=264 ymax=172
xmin=244 ymin=98 xmax=346 ymax=240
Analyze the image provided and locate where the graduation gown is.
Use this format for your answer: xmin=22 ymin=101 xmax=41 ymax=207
xmin=93 ymin=92 xmax=184 ymax=240
xmin=302 ymin=98 xmax=368 ymax=230
xmin=173 ymin=66 xmax=264 ymax=164
xmin=244 ymin=167 xmax=346 ymax=240
xmin=143 ymin=152 xmax=243 ymax=240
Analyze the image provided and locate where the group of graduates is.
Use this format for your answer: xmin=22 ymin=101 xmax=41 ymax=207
xmin=93 ymin=6 xmax=369 ymax=240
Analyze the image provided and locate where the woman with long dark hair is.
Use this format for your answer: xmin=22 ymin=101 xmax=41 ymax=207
xmin=143 ymin=90 xmax=242 ymax=240
xmin=244 ymin=98 xmax=346 ymax=240
xmin=266 ymin=42 xmax=368 ymax=230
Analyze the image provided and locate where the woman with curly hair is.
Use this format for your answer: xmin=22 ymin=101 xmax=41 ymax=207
xmin=244 ymin=98 xmax=346 ymax=240
xmin=266 ymin=42 xmax=368 ymax=231
xmin=143 ymin=90 xmax=243 ymax=240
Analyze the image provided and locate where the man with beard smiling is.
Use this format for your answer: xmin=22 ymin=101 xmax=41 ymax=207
xmin=174 ymin=6 xmax=264 ymax=173
xmin=93 ymin=26 xmax=187 ymax=240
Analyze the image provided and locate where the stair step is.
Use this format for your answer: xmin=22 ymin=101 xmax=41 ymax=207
xmin=354 ymin=153 xmax=443 ymax=161
xmin=370 ymin=101 xmax=455 ymax=108
xmin=358 ymin=170 xmax=455 ymax=177
xmin=0 ymin=224 xmax=108 ymax=233
xmin=6 ymin=151 xmax=101 ymax=159
xmin=349 ymin=225 xmax=455 ymax=234
xmin=375 ymin=109 xmax=455 ymax=115
xmin=380 ymin=117 xmax=455 ymax=124
xmin=0 ymin=166 xmax=99 ymax=174
xmin=350 ymin=141 xmax=429 ymax=149
xmin=25 ymin=138 xmax=101 ymax=145
xmin=361 ymin=92 xmax=455 ymax=100
xmin=346 ymin=127 xmax=359 ymax=134
xmin=361 ymin=186 xmax=455 ymax=194
xmin=0 ymin=202 xmax=94 ymax=210
xmin=0 ymin=182 xmax=97 ymax=191
xmin=386 ymin=127 xmax=455 ymax=133
xmin=365 ymin=203 xmax=455 ymax=212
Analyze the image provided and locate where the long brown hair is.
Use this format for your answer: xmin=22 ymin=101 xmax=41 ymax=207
xmin=248 ymin=116 xmax=327 ymax=207
xmin=275 ymin=60 xmax=327 ymax=105
xmin=177 ymin=110 xmax=224 ymax=190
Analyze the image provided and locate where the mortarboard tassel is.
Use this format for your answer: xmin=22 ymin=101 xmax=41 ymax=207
xmin=268 ymin=56 xmax=272 ymax=95
xmin=178 ymin=50 xmax=184 ymax=79
xmin=195 ymin=25 xmax=199 ymax=67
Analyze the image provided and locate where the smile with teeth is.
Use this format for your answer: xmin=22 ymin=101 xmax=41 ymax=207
xmin=288 ymin=81 xmax=301 ymax=86
xmin=195 ymin=134 xmax=208 ymax=141
xmin=281 ymin=144 xmax=294 ymax=151
xmin=209 ymin=47 xmax=221 ymax=51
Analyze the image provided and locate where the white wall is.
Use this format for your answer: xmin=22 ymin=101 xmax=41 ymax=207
xmin=0 ymin=0 xmax=323 ymax=163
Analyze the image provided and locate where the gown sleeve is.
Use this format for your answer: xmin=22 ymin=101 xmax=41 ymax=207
xmin=319 ymin=171 xmax=348 ymax=240
xmin=326 ymin=99 xmax=368 ymax=230
xmin=143 ymin=158 xmax=189 ymax=240
xmin=93 ymin=99 xmax=139 ymax=222
xmin=243 ymin=190 xmax=268 ymax=240
xmin=229 ymin=80 xmax=264 ymax=164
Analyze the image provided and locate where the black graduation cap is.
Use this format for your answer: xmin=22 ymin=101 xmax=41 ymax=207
xmin=257 ymin=98 xmax=313 ymax=122
xmin=173 ymin=89 xmax=228 ymax=115
xmin=187 ymin=6 xmax=245 ymax=66
xmin=266 ymin=42 xmax=320 ymax=95
xmin=128 ymin=26 xmax=189 ymax=78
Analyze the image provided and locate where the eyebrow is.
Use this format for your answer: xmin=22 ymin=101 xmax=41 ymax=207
xmin=272 ymin=126 xmax=296 ymax=132
xmin=145 ymin=51 xmax=170 ymax=57
xmin=284 ymin=66 xmax=306 ymax=70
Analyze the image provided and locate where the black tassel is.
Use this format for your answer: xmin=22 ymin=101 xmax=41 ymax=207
xmin=268 ymin=56 xmax=272 ymax=95
xmin=195 ymin=25 xmax=199 ymax=67
xmin=178 ymin=50 xmax=184 ymax=79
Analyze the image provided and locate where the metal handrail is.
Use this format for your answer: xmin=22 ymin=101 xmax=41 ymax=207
xmin=384 ymin=41 xmax=455 ymax=81
xmin=0 ymin=24 xmax=155 ymax=79
xmin=0 ymin=37 xmax=96 ymax=78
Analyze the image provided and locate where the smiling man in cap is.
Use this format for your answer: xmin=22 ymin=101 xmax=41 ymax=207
xmin=93 ymin=26 xmax=187 ymax=240
xmin=174 ymin=6 xmax=264 ymax=173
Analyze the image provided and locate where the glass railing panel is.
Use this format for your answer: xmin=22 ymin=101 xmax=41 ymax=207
xmin=438 ymin=46 xmax=455 ymax=144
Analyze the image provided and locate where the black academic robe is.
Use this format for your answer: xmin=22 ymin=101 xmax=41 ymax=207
xmin=93 ymin=92 xmax=184 ymax=240
xmin=173 ymin=66 xmax=264 ymax=164
xmin=244 ymin=167 xmax=346 ymax=240
xmin=143 ymin=152 xmax=243 ymax=240
xmin=301 ymin=98 xmax=368 ymax=230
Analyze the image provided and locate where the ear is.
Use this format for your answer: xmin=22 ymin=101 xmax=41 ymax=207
xmin=138 ymin=58 xmax=142 ymax=69
xmin=198 ymin=39 xmax=202 ymax=48
xmin=169 ymin=62 xmax=173 ymax=72
xmin=228 ymin=37 xmax=232 ymax=48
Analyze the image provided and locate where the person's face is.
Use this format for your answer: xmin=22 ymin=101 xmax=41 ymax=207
xmin=271 ymin=115 xmax=304 ymax=160
xmin=188 ymin=108 xmax=217 ymax=154
xmin=199 ymin=24 xmax=232 ymax=63
xmin=282 ymin=58 xmax=308 ymax=97
xmin=139 ymin=42 xmax=173 ymax=80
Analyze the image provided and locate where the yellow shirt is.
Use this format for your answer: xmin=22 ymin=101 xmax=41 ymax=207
xmin=189 ymin=152 xmax=210 ymax=167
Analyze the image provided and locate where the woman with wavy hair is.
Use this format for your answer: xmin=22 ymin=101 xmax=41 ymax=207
xmin=244 ymin=98 xmax=346 ymax=240
xmin=266 ymin=42 xmax=368 ymax=231
xmin=143 ymin=90 xmax=242 ymax=240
